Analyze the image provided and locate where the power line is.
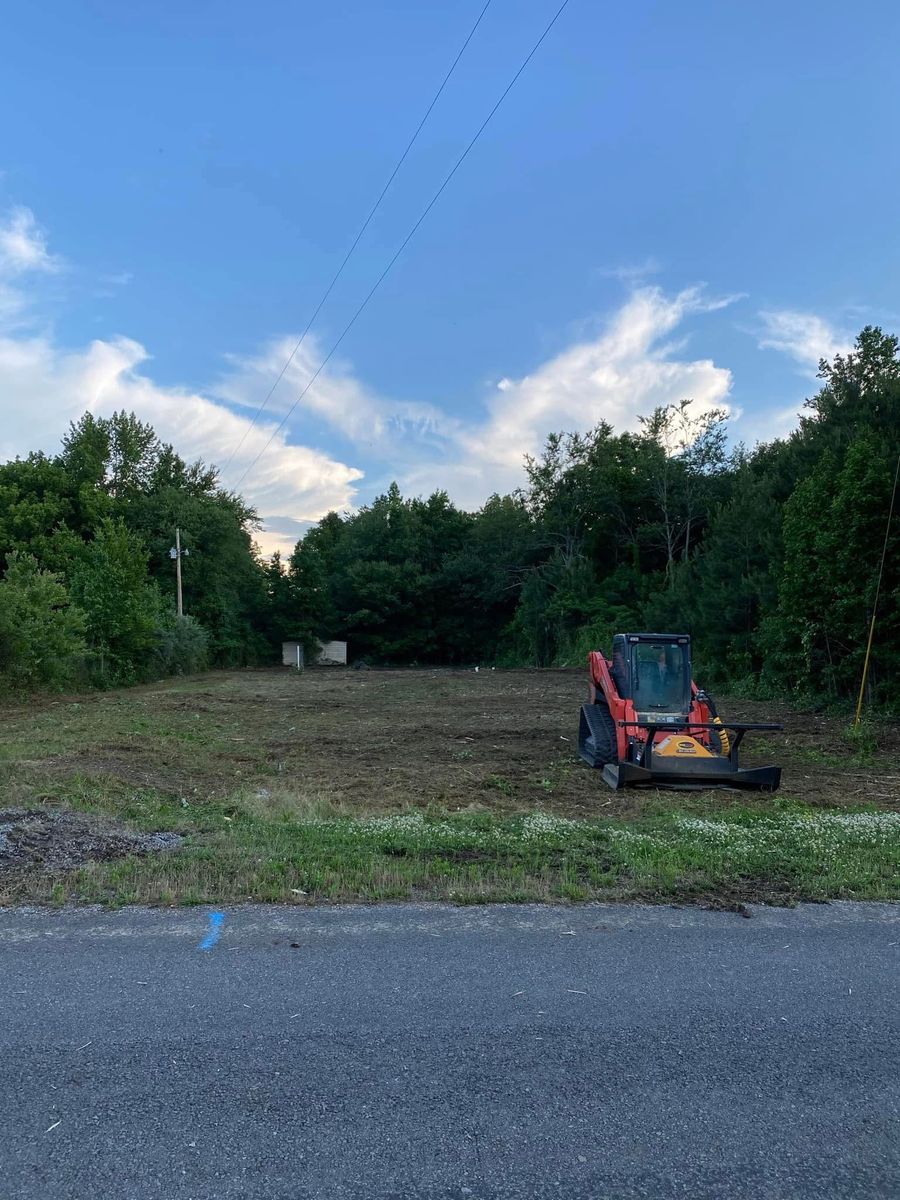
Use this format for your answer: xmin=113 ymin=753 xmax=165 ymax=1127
xmin=233 ymin=0 xmax=571 ymax=493
xmin=220 ymin=0 xmax=494 ymax=474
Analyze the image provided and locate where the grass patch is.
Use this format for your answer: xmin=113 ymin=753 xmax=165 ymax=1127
xmin=4 ymin=804 xmax=899 ymax=908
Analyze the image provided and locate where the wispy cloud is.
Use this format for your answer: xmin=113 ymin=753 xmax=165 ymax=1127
xmin=0 ymin=206 xmax=65 ymax=326
xmin=214 ymin=335 xmax=458 ymax=472
xmin=595 ymin=257 xmax=662 ymax=283
xmin=422 ymin=285 xmax=737 ymax=507
xmin=758 ymin=309 xmax=851 ymax=376
xmin=0 ymin=206 xmax=61 ymax=275
xmin=220 ymin=285 xmax=739 ymax=513
xmin=92 ymin=270 xmax=134 ymax=299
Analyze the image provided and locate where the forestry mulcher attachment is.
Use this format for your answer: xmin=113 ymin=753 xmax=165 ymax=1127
xmin=578 ymin=633 xmax=782 ymax=790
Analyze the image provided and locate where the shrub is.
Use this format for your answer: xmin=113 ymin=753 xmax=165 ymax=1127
xmin=69 ymin=518 xmax=160 ymax=684
xmin=0 ymin=552 xmax=86 ymax=692
xmin=152 ymin=609 xmax=210 ymax=676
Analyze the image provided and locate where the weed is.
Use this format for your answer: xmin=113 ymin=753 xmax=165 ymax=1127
xmin=842 ymin=718 xmax=878 ymax=762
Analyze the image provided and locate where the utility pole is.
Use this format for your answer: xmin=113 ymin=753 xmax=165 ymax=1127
xmin=175 ymin=527 xmax=183 ymax=617
xmin=169 ymin=529 xmax=190 ymax=617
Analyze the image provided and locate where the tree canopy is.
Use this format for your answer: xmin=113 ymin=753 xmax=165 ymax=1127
xmin=0 ymin=411 xmax=266 ymax=688
xmin=2 ymin=327 xmax=898 ymax=707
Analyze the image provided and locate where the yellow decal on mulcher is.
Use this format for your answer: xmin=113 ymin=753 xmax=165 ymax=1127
xmin=655 ymin=735 xmax=715 ymax=759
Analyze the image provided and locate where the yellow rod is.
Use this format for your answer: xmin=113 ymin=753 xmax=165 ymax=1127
xmin=854 ymin=452 xmax=900 ymax=726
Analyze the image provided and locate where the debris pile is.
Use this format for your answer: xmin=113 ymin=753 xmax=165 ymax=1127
xmin=0 ymin=809 xmax=181 ymax=872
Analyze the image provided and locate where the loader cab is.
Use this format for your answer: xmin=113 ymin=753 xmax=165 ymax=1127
xmin=612 ymin=633 xmax=692 ymax=717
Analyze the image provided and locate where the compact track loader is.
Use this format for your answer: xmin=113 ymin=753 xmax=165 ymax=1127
xmin=578 ymin=633 xmax=782 ymax=790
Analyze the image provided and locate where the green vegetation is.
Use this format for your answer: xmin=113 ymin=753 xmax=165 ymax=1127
xmin=1 ymin=668 xmax=897 ymax=908
xmin=0 ymin=553 xmax=86 ymax=690
xmin=281 ymin=327 xmax=900 ymax=706
xmin=7 ymin=799 xmax=899 ymax=909
xmin=1 ymin=327 xmax=898 ymax=705
xmin=0 ymin=411 xmax=265 ymax=689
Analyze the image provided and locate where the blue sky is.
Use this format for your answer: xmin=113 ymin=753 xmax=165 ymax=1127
xmin=2 ymin=0 xmax=898 ymax=552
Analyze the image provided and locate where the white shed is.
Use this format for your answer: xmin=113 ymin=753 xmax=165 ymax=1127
xmin=316 ymin=640 xmax=348 ymax=666
xmin=281 ymin=641 xmax=305 ymax=668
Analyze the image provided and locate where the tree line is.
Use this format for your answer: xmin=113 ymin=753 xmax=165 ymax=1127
xmin=0 ymin=412 xmax=267 ymax=689
xmin=1 ymin=327 xmax=898 ymax=705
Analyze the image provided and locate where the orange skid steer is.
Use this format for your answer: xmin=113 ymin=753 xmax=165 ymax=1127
xmin=578 ymin=633 xmax=782 ymax=790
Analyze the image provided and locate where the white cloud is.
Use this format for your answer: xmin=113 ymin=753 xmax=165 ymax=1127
xmin=758 ymin=309 xmax=851 ymax=375
xmin=0 ymin=208 xmax=367 ymax=556
xmin=0 ymin=206 xmax=60 ymax=275
xmin=427 ymin=286 xmax=736 ymax=507
xmin=595 ymin=257 xmax=661 ymax=282
xmin=92 ymin=270 xmax=134 ymax=299
xmin=745 ymin=309 xmax=856 ymax=442
xmin=0 ymin=331 xmax=363 ymax=556
xmin=0 ymin=206 xmax=64 ymax=328
xmin=734 ymin=400 xmax=809 ymax=448
xmin=214 ymin=285 xmax=738 ymax=514
xmin=0 ymin=203 xmax=744 ymax=551
xmin=214 ymin=334 xmax=460 ymax=471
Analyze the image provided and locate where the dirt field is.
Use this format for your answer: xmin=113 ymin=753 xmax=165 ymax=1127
xmin=3 ymin=666 xmax=897 ymax=814
xmin=1 ymin=667 xmax=897 ymax=905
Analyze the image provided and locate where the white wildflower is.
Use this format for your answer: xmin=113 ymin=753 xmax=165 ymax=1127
xmin=519 ymin=812 xmax=578 ymax=842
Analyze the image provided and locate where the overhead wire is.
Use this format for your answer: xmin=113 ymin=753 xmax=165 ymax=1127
xmin=220 ymin=0 xmax=494 ymax=473
xmin=233 ymin=0 xmax=571 ymax=492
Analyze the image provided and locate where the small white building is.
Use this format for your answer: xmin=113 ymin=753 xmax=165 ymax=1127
xmin=282 ymin=641 xmax=305 ymax=668
xmin=281 ymin=639 xmax=348 ymax=668
xmin=316 ymin=640 xmax=348 ymax=666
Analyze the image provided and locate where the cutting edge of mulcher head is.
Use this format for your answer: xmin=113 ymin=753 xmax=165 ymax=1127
xmin=599 ymin=756 xmax=782 ymax=792
xmin=601 ymin=762 xmax=782 ymax=791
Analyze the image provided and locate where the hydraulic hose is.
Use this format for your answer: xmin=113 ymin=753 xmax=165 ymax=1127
xmin=703 ymin=692 xmax=731 ymax=756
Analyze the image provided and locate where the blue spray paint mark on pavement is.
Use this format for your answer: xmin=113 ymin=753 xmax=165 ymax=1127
xmin=199 ymin=911 xmax=226 ymax=950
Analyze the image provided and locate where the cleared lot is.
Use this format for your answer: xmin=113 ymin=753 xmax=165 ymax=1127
xmin=1 ymin=668 xmax=898 ymax=906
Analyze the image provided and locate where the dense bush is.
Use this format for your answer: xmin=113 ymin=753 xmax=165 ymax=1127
xmin=0 ymin=553 xmax=86 ymax=691
xmin=152 ymin=609 xmax=210 ymax=677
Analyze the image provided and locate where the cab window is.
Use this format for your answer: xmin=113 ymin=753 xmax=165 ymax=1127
xmin=631 ymin=642 xmax=688 ymax=711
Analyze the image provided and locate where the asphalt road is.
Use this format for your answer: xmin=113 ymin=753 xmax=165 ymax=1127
xmin=1 ymin=902 xmax=897 ymax=1200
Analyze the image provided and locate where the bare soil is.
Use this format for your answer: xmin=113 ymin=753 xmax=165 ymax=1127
xmin=0 ymin=809 xmax=181 ymax=872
